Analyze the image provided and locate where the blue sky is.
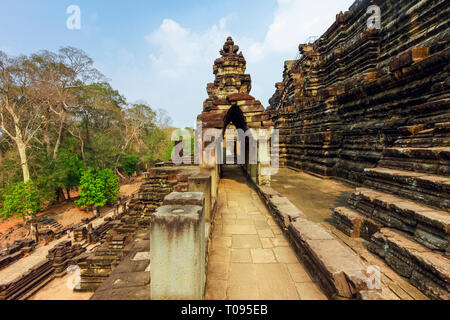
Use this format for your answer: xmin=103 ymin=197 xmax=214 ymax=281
xmin=0 ymin=0 xmax=355 ymax=128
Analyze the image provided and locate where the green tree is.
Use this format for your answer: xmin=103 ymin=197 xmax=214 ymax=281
xmin=75 ymin=167 xmax=98 ymax=209
xmin=120 ymin=154 xmax=139 ymax=175
xmin=98 ymin=168 xmax=120 ymax=204
xmin=0 ymin=47 xmax=173 ymax=210
xmin=53 ymin=148 xmax=85 ymax=199
xmin=145 ymin=126 xmax=173 ymax=163
xmin=75 ymin=167 xmax=120 ymax=210
xmin=0 ymin=180 xmax=42 ymax=221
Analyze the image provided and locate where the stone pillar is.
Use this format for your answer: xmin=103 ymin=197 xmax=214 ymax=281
xmin=150 ymin=193 xmax=205 ymax=300
xmin=163 ymin=192 xmax=207 ymax=295
xmin=163 ymin=192 xmax=205 ymax=208
xmin=188 ymin=174 xmax=212 ymax=222
xmin=93 ymin=206 xmax=100 ymax=218
xmin=31 ymin=223 xmax=39 ymax=244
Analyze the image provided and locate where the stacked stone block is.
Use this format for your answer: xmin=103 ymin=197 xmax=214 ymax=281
xmin=0 ymin=240 xmax=35 ymax=271
xmin=76 ymin=235 xmax=126 ymax=292
xmin=47 ymin=240 xmax=85 ymax=276
xmin=0 ymin=241 xmax=85 ymax=300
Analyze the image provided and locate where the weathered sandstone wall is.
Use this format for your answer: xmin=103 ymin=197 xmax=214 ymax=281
xmin=269 ymin=0 xmax=449 ymax=183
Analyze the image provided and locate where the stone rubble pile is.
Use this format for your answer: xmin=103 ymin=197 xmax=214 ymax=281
xmin=0 ymin=194 xmax=138 ymax=299
xmin=47 ymin=240 xmax=85 ymax=276
xmin=90 ymin=231 xmax=151 ymax=300
xmin=76 ymin=235 xmax=126 ymax=292
xmin=0 ymin=240 xmax=84 ymax=300
xmin=0 ymin=260 xmax=53 ymax=300
xmin=132 ymin=168 xmax=194 ymax=221
xmin=76 ymin=168 xmax=199 ymax=293
xmin=0 ymin=240 xmax=35 ymax=271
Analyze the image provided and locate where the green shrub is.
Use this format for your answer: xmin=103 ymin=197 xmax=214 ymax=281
xmin=75 ymin=167 xmax=99 ymax=209
xmin=75 ymin=167 xmax=120 ymax=209
xmin=98 ymin=168 xmax=120 ymax=204
xmin=0 ymin=180 xmax=42 ymax=221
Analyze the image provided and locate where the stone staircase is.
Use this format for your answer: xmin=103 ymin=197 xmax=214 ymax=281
xmin=333 ymin=122 xmax=450 ymax=299
xmin=76 ymin=235 xmax=126 ymax=292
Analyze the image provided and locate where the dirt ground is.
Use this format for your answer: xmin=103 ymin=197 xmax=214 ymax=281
xmin=0 ymin=177 xmax=142 ymax=249
xmin=29 ymin=274 xmax=93 ymax=301
xmin=118 ymin=178 xmax=142 ymax=198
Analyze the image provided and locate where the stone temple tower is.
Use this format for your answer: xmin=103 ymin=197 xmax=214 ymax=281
xmin=199 ymin=36 xmax=271 ymax=130
xmin=204 ymin=36 xmax=252 ymax=106
xmin=196 ymin=36 xmax=274 ymax=186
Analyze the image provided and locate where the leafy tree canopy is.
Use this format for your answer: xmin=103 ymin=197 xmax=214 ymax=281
xmin=0 ymin=180 xmax=42 ymax=221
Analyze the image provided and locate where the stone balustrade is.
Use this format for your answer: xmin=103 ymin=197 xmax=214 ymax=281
xmin=150 ymin=192 xmax=206 ymax=300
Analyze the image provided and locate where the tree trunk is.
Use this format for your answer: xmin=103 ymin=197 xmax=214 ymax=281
xmin=56 ymin=187 xmax=65 ymax=202
xmin=115 ymin=168 xmax=126 ymax=182
xmin=17 ymin=140 xmax=30 ymax=183
xmin=66 ymin=187 xmax=71 ymax=200
xmin=53 ymin=113 xmax=66 ymax=160
xmin=80 ymin=138 xmax=86 ymax=161
xmin=43 ymin=123 xmax=51 ymax=159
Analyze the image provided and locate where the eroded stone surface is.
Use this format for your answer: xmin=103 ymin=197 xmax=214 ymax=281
xmin=368 ymin=228 xmax=450 ymax=300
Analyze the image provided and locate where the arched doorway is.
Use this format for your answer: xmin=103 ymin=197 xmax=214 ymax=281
xmin=221 ymin=104 xmax=257 ymax=179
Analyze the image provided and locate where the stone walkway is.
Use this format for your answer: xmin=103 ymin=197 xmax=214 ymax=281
xmin=204 ymin=166 xmax=327 ymax=300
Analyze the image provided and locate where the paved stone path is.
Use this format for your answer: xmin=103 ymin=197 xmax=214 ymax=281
xmin=204 ymin=166 xmax=327 ymax=300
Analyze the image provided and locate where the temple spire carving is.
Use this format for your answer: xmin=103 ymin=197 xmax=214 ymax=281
xmin=220 ymin=36 xmax=240 ymax=56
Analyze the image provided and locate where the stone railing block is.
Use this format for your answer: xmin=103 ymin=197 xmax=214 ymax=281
xmin=163 ymin=192 xmax=205 ymax=207
xmin=188 ymin=174 xmax=212 ymax=222
xmin=150 ymin=204 xmax=205 ymax=300
xmin=289 ymin=219 xmax=372 ymax=299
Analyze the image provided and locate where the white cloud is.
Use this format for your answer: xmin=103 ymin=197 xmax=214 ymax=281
xmin=146 ymin=18 xmax=232 ymax=79
xmin=246 ymin=42 xmax=265 ymax=63
xmin=144 ymin=0 xmax=355 ymax=78
xmin=249 ymin=0 xmax=355 ymax=60
xmin=111 ymin=0 xmax=356 ymax=128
